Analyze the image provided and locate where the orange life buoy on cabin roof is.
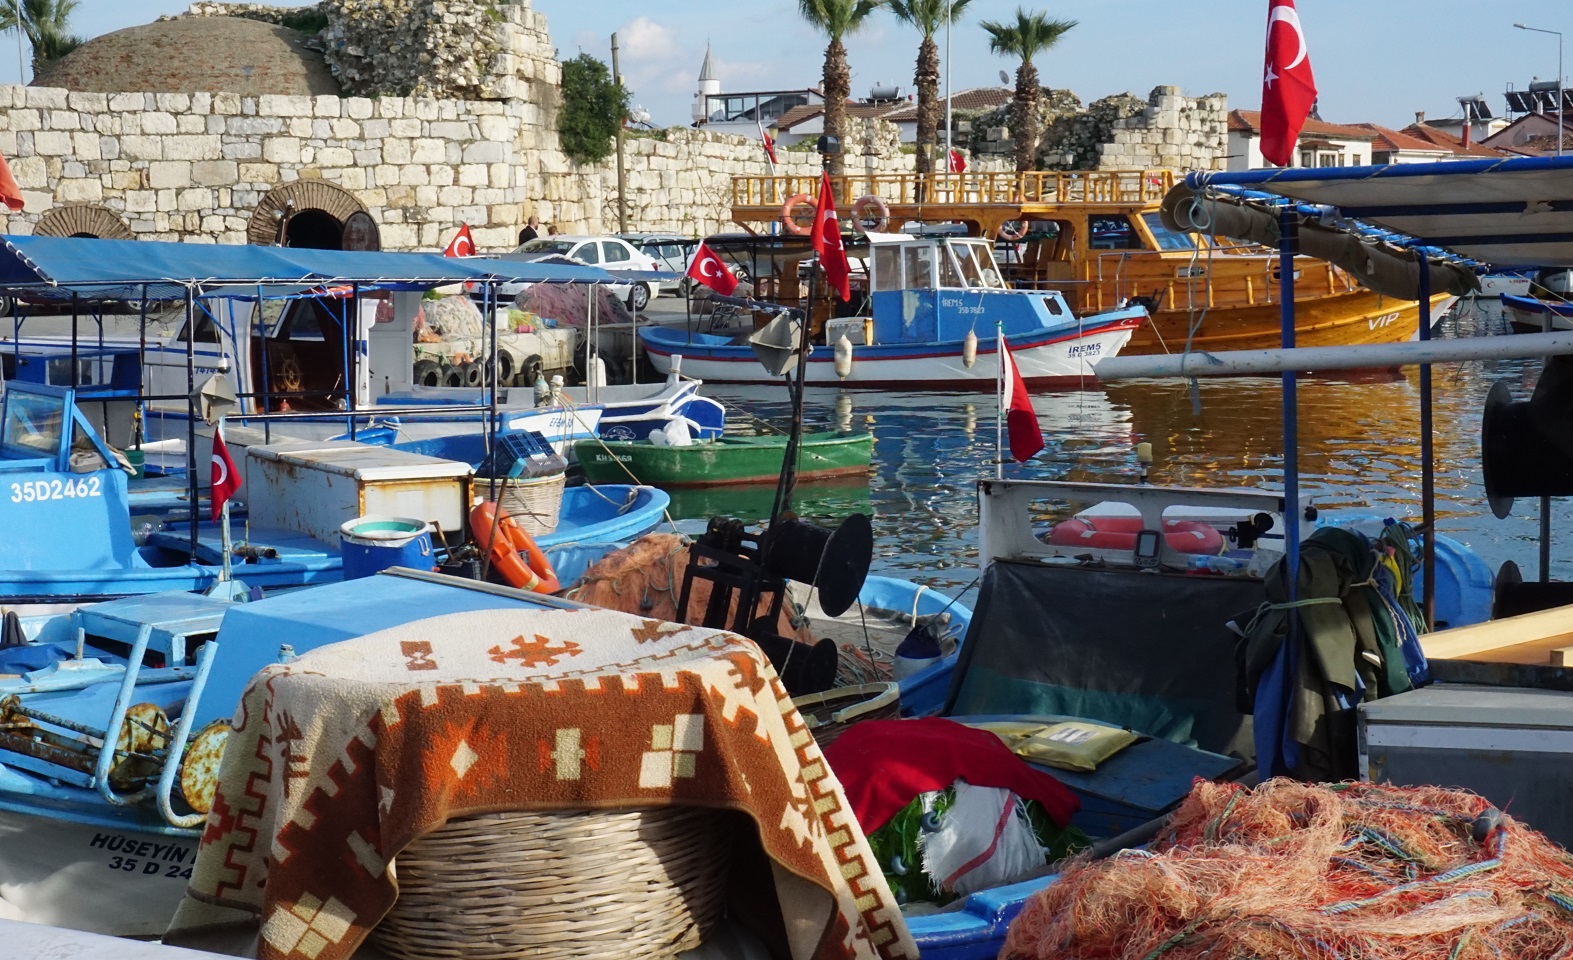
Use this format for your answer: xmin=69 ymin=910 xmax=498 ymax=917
xmin=471 ymin=501 xmax=560 ymax=594
xmin=781 ymin=193 xmax=816 ymax=236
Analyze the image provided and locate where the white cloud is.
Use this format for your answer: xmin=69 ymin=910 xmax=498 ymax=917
xmin=618 ymin=17 xmax=679 ymax=62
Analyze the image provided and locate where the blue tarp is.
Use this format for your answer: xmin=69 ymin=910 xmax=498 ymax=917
xmin=1185 ymin=154 xmax=1573 ymax=269
xmin=0 ymin=234 xmax=624 ymax=301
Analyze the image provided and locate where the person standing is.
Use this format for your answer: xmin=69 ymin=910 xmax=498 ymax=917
xmin=518 ymin=215 xmax=540 ymax=245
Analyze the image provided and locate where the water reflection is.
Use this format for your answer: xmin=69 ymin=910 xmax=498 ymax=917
xmin=701 ymin=350 xmax=1571 ymax=595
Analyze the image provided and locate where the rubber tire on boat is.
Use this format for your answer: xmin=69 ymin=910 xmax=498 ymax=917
xmin=412 ymin=359 xmax=441 ymax=387
xmin=440 ymin=363 xmax=465 ymax=388
xmin=627 ymin=282 xmax=651 ymax=313
xmin=496 ymin=349 xmax=515 ymax=385
xmin=460 ymin=361 xmax=483 ymax=387
xmin=522 ymin=354 xmax=544 ymax=387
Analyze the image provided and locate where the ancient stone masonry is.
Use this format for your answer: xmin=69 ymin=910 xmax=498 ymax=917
xmin=969 ymin=86 xmax=1227 ymax=173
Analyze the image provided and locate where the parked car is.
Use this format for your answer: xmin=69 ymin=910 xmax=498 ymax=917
xmin=619 ymin=234 xmax=697 ymax=296
xmin=511 ymin=236 xmax=662 ymax=311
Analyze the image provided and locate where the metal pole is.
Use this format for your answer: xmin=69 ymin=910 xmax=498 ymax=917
xmin=185 ymin=287 xmax=198 ymax=551
xmin=611 ymin=33 xmax=628 ymax=233
xmin=1418 ymin=262 xmax=1435 ymax=629
xmin=944 ymin=2 xmax=953 ymax=171
xmin=1278 ymin=209 xmax=1299 ymax=598
xmin=1543 ymin=299 xmax=1554 ymax=582
xmin=1516 ymin=23 xmax=1564 ymax=157
xmin=13 ymin=0 xmax=23 ymax=85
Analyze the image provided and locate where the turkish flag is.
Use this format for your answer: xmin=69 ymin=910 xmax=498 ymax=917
xmin=210 ymin=431 xmax=242 ymax=522
xmin=758 ymin=121 xmax=778 ymax=166
xmin=948 ymin=148 xmax=967 ymax=173
xmin=0 ymin=150 xmax=22 ymax=212
xmin=686 ymin=240 xmax=738 ymax=296
xmin=812 ymin=171 xmax=851 ymax=302
xmin=442 ymin=224 xmax=475 ymax=257
xmin=1259 ymin=0 xmax=1317 ymax=167
xmin=999 ymin=332 xmax=1044 ymax=462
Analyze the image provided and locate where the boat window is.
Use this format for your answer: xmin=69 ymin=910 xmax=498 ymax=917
xmin=962 ymin=241 xmax=1007 ymax=288
xmin=601 ymin=241 xmax=632 ymax=264
xmin=2 ymin=390 xmax=65 ymax=460
xmin=1041 ymin=296 xmax=1065 ymax=316
xmin=937 ymin=246 xmax=964 ymax=288
xmin=902 ymin=245 xmax=935 ymax=289
xmin=872 ymin=246 xmax=900 ymax=292
xmin=952 ymin=244 xmax=983 ymax=287
xmin=1088 ymin=214 xmax=1144 ymax=251
xmin=275 ymin=300 xmax=336 ymax=342
xmin=176 ymin=313 xmax=221 ymax=343
xmin=1140 ymin=213 xmax=1197 ymax=251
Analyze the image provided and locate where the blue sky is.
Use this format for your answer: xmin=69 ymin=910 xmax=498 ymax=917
xmin=2 ymin=1 xmax=1567 ymax=131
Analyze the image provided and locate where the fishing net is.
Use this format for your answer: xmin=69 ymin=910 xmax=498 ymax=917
xmin=513 ymin=283 xmax=632 ymax=327
xmin=1004 ymin=779 xmax=1573 ymax=960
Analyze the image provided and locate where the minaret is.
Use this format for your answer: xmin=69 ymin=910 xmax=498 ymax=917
xmin=691 ymin=44 xmax=720 ymax=124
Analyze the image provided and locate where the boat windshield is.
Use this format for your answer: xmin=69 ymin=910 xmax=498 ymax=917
xmin=952 ymin=240 xmax=1007 ymax=289
xmin=1141 ymin=212 xmax=1197 ymax=251
xmin=2 ymin=390 xmax=65 ymax=460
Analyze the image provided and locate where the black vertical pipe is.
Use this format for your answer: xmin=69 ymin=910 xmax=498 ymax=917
xmin=486 ymin=279 xmax=498 ymax=503
xmin=346 ymin=285 xmax=357 ymax=441
xmin=70 ymin=295 xmax=79 ymax=388
xmin=1277 ymin=208 xmax=1300 ymax=600
xmin=1418 ymin=261 xmax=1435 ymax=629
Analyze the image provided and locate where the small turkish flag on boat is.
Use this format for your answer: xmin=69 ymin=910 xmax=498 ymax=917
xmin=812 ymin=171 xmax=852 ymax=302
xmin=442 ymin=224 xmax=475 ymax=257
xmin=1259 ymin=0 xmax=1317 ymax=167
xmin=999 ymin=332 xmax=1044 ymax=463
xmin=686 ymin=240 xmax=739 ymax=296
xmin=210 ymin=431 xmax=242 ymax=522
xmin=0 ymin=150 xmax=22 ymax=212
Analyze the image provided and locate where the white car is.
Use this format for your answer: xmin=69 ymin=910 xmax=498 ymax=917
xmin=510 ymin=236 xmax=661 ymax=310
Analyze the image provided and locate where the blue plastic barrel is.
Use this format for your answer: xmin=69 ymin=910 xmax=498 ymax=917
xmin=339 ymin=516 xmax=433 ymax=580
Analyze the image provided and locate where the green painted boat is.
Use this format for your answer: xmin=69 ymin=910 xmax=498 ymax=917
xmin=574 ymin=431 xmax=874 ymax=488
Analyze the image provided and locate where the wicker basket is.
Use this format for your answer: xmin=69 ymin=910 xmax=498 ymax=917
xmin=371 ymin=806 xmax=735 ymax=960
xmin=792 ymin=682 xmax=901 ymax=748
xmin=481 ymin=471 xmax=565 ymax=537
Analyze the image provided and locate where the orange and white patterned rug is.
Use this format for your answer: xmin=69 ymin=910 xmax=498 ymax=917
xmin=168 ymin=607 xmax=916 ymax=960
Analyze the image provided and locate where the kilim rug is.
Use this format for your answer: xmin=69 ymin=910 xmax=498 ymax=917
xmin=167 ymin=606 xmax=917 ymax=960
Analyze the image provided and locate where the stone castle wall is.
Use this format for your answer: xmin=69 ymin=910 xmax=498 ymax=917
xmin=1096 ymin=86 xmax=1228 ymax=172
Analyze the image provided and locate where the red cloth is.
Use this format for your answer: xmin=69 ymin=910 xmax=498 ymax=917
xmin=822 ymin=717 xmax=1079 ymax=833
xmin=759 ymin=121 xmax=779 ymax=166
xmin=687 ymin=240 xmax=739 ymax=296
xmin=1000 ymin=334 xmax=1044 ymax=462
xmin=948 ymin=148 xmax=967 ymax=173
xmin=0 ymin=150 xmax=21 ymax=212
xmin=442 ymin=224 xmax=475 ymax=257
xmin=1259 ymin=0 xmax=1317 ymax=167
xmin=210 ymin=430 xmax=241 ymax=522
xmin=812 ymin=170 xmax=852 ymax=302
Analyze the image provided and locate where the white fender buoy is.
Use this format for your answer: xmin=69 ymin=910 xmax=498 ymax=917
xmin=834 ymin=334 xmax=854 ymax=379
xmin=962 ymin=329 xmax=979 ymax=368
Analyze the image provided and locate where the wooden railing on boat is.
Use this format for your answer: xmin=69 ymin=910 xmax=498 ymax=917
xmin=731 ymin=169 xmax=1177 ymax=230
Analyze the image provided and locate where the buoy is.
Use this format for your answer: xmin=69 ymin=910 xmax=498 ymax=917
xmin=834 ymin=334 xmax=854 ymax=379
xmin=962 ymin=329 xmax=978 ymax=368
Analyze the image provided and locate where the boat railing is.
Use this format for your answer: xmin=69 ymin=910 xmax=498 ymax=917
xmin=731 ymin=169 xmax=1177 ymax=211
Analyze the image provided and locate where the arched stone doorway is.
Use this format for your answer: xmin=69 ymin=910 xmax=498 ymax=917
xmin=33 ymin=204 xmax=135 ymax=240
xmin=247 ymin=179 xmax=378 ymax=250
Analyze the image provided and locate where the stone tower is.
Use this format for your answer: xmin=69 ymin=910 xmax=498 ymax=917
xmin=691 ymin=45 xmax=719 ymax=125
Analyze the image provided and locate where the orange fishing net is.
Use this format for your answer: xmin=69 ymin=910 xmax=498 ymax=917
xmin=1004 ymin=779 xmax=1573 ymax=960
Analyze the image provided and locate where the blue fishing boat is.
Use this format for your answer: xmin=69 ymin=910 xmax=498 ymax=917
xmin=640 ymin=233 xmax=1146 ymax=389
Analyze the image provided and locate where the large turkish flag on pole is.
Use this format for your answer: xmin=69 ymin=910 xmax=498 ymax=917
xmin=1259 ymin=0 xmax=1317 ymax=167
xmin=812 ymin=171 xmax=852 ymax=302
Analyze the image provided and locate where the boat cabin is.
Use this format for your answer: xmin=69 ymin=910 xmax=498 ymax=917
xmin=863 ymin=234 xmax=1078 ymax=344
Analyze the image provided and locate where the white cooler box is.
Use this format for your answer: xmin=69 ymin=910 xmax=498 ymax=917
xmin=246 ymin=440 xmax=472 ymax=546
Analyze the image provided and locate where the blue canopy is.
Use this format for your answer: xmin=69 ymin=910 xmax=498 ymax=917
xmin=0 ymin=234 xmax=622 ymax=302
xmin=1184 ymin=155 xmax=1573 ymax=269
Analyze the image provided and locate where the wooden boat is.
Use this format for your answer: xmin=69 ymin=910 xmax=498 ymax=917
xmin=574 ymin=430 xmax=873 ymax=487
xmin=729 ymin=170 xmax=1452 ymax=356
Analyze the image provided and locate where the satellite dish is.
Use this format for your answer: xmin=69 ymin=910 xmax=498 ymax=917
xmin=999 ymin=69 xmax=1010 ymax=86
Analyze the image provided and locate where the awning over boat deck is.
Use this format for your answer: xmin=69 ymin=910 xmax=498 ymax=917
xmin=1175 ymin=155 xmax=1573 ymax=270
xmin=0 ymin=234 xmax=623 ymax=302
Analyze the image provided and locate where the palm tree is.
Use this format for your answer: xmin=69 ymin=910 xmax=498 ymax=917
xmin=889 ymin=0 xmax=971 ymax=174
xmin=981 ymin=7 xmax=1076 ymax=172
xmin=0 ymin=0 xmax=83 ymax=76
xmin=797 ymin=0 xmax=884 ymax=177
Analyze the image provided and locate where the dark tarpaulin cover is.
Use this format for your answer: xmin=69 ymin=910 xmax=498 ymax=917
xmin=944 ymin=560 xmax=1259 ymax=760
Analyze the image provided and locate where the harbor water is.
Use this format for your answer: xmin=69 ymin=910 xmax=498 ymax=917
xmin=690 ymin=315 xmax=1570 ymax=599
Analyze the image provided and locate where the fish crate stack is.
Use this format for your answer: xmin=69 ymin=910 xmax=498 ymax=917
xmin=475 ymin=430 xmax=568 ymax=536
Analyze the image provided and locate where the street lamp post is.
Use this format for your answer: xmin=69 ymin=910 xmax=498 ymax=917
xmin=1516 ymin=22 xmax=1565 ymax=158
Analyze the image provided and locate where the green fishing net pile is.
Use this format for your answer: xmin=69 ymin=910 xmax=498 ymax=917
xmin=866 ymin=786 xmax=1089 ymax=906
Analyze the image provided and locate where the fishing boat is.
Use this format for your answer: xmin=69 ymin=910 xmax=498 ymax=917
xmin=1501 ymin=293 xmax=1573 ymax=333
xmin=574 ymin=430 xmax=873 ymax=487
xmin=728 ymin=170 xmax=1453 ymax=355
xmin=641 ymin=232 xmax=1143 ymax=389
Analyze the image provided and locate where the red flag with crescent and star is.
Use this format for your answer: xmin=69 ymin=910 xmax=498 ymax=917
xmin=811 ymin=171 xmax=851 ymax=302
xmin=686 ymin=240 xmax=739 ymax=296
xmin=948 ymin=148 xmax=967 ymax=173
xmin=1259 ymin=0 xmax=1317 ymax=167
xmin=999 ymin=330 xmax=1044 ymax=462
xmin=211 ymin=431 xmax=242 ymax=522
xmin=442 ymin=224 xmax=475 ymax=257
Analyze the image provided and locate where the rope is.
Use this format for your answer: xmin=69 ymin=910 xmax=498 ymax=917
xmin=549 ymin=391 xmax=681 ymax=533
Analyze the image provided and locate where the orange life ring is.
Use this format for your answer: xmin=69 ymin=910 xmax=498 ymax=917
xmin=850 ymin=194 xmax=890 ymax=234
xmin=1045 ymin=517 xmax=1225 ymax=556
xmin=997 ymin=220 xmax=1028 ymax=242
xmin=781 ymin=193 xmax=817 ymax=235
xmin=471 ymin=501 xmax=560 ymax=593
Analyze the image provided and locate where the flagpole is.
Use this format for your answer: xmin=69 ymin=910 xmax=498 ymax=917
xmin=217 ymin=416 xmax=233 ymax=584
xmin=995 ymin=325 xmax=1004 ymax=479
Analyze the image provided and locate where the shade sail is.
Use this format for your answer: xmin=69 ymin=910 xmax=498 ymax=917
xmin=0 ymin=234 xmax=619 ymax=301
xmin=1184 ymin=155 xmax=1573 ymax=269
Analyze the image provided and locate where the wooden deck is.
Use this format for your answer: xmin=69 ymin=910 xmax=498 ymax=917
xmin=731 ymin=169 xmax=1177 ymax=235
